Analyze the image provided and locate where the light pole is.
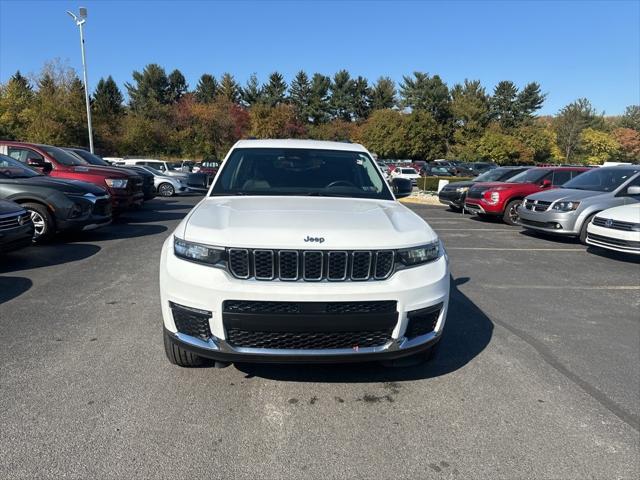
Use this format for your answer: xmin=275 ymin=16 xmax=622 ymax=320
xmin=67 ymin=7 xmax=94 ymax=153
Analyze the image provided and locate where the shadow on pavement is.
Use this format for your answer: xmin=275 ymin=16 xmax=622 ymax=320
xmin=518 ymin=229 xmax=580 ymax=244
xmin=0 ymin=243 xmax=101 ymax=274
xmin=234 ymin=276 xmax=493 ymax=382
xmin=586 ymin=246 xmax=640 ymax=264
xmin=0 ymin=276 xmax=32 ymax=304
xmin=74 ymin=222 xmax=168 ymax=241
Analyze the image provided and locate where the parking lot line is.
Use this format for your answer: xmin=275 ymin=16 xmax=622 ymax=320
xmin=479 ymin=284 xmax=640 ymax=290
xmin=436 ymin=228 xmax=517 ymax=231
xmin=447 ymin=247 xmax=584 ymax=251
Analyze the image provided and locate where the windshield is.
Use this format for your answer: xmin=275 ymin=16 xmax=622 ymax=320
xmin=0 ymin=154 xmax=42 ymax=178
xmin=211 ymin=148 xmax=392 ymax=200
xmin=141 ymin=166 xmax=165 ymax=176
xmin=69 ymin=149 xmax=109 ymax=166
xmin=562 ymin=168 xmax=640 ymax=192
xmin=475 ymin=168 xmax=525 ymax=182
xmin=401 ymin=168 xmax=417 ymax=174
xmin=167 ymin=163 xmax=182 ymax=171
xmin=507 ymin=169 xmax=550 ymax=184
xmin=40 ymin=145 xmax=86 ymax=166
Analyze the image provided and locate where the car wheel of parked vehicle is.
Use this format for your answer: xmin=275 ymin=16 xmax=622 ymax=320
xmin=22 ymin=202 xmax=54 ymax=241
xmin=579 ymin=213 xmax=598 ymax=245
xmin=158 ymin=182 xmax=175 ymax=197
xmin=163 ymin=330 xmax=207 ymax=367
xmin=503 ymin=199 xmax=523 ymax=226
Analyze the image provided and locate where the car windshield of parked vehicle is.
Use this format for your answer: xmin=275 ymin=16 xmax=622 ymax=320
xmin=69 ymin=149 xmax=110 ymax=166
xmin=211 ymin=148 xmax=392 ymax=200
xmin=401 ymin=168 xmax=417 ymax=174
xmin=141 ymin=166 xmax=165 ymax=176
xmin=202 ymin=161 xmax=220 ymax=168
xmin=562 ymin=168 xmax=640 ymax=192
xmin=39 ymin=145 xmax=86 ymax=166
xmin=475 ymin=168 xmax=525 ymax=182
xmin=431 ymin=167 xmax=450 ymax=174
xmin=0 ymin=155 xmax=42 ymax=178
xmin=506 ymin=169 xmax=551 ymax=184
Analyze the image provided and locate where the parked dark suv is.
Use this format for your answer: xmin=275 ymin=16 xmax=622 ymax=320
xmin=0 ymin=199 xmax=34 ymax=253
xmin=0 ymin=155 xmax=111 ymax=240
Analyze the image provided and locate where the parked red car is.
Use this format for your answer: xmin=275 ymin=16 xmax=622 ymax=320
xmin=198 ymin=160 xmax=221 ymax=177
xmin=0 ymin=141 xmax=143 ymax=213
xmin=464 ymin=166 xmax=589 ymax=225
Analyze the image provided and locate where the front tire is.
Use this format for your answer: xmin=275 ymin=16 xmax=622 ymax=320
xmin=503 ymin=199 xmax=523 ymax=226
xmin=579 ymin=213 xmax=597 ymax=245
xmin=158 ymin=182 xmax=175 ymax=197
xmin=22 ymin=202 xmax=54 ymax=242
xmin=163 ymin=330 xmax=207 ymax=367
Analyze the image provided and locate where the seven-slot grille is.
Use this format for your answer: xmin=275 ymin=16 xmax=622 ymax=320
xmin=523 ymin=199 xmax=552 ymax=212
xmin=592 ymin=216 xmax=637 ymax=231
xmin=227 ymin=248 xmax=394 ymax=281
xmin=0 ymin=211 xmax=31 ymax=232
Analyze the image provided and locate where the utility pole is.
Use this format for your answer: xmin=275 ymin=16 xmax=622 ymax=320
xmin=67 ymin=7 xmax=94 ymax=153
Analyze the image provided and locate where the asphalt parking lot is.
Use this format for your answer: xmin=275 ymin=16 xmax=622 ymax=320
xmin=1 ymin=195 xmax=638 ymax=479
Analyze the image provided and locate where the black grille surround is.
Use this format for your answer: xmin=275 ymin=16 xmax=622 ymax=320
xmin=226 ymin=248 xmax=396 ymax=282
xmin=225 ymin=329 xmax=393 ymax=350
xmin=587 ymin=233 xmax=640 ymax=249
xmin=222 ymin=300 xmax=398 ymax=350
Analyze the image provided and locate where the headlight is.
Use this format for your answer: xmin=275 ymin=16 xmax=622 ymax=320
xmin=552 ymin=201 xmax=580 ymax=212
xmin=105 ymin=178 xmax=128 ymax=189
xmin=455 ymin=187 xmax=469 ymax=193
xmin=174 ymin=237 xmax=224 ymax=266
xmin=483 ymin=191 xmax=499 ymax=204
xmin=397 ymin=241 xmax=441 ymax=266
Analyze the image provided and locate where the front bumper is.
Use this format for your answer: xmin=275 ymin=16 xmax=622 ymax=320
xmin=159 ymin=238 xmax=450 ymax=363
xmin=0 ymin=223 xmax=34 ymax=253
xmin=517 ymin=207 xmax=580 ymax=235
xmin=586 ymin=223 xmax=640 ymax=254
xmin=438 ymin=190 xmax=465 ymax=207
xmin=110 ymin=190 xmax=144 ymax=211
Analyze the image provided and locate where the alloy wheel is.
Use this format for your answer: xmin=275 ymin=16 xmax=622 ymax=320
xmin=29 ymin=210 xmax=46 ymax=237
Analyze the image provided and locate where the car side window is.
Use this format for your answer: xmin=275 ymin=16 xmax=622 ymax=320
xmin=552 ymin=170 xmax=572 ymax=186
xmin=624 ymin=176 xmax=640 ymax=196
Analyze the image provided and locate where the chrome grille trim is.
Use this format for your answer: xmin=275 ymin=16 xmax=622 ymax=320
xmin=253 ymin=249 xmax=275 ymax=280
xmin=327 ymin=251 xmax=348 ymax=281
xmin=350 ymin=251 xmax=372 ymax=280
xmin=278 ymin=250 xmax=299 ymax=281
xmin=302 ymin=250 xmax=323 ymax=281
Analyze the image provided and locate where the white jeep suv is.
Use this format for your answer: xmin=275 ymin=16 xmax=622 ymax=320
xmin=160 ymin=139 xmax=450 ymax=367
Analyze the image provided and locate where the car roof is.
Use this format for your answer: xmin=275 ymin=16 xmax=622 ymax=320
xmin=231 ymin=139 xmax=368 ymax=153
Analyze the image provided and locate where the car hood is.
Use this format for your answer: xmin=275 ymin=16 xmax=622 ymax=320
xmin=4 ymin=176 xmax=108 ymax=195
xmin=597 ymin=203 xmax=640 ymax=222
xmin=442 ymin=180 xmax=475 ymax=189
xmin=181 ymin=196 xmax=437 ymax=250
xmin=526 ymin=188 xmax=606 ymax=202
xmin=70 ymin=165 xmax=129 ymax=178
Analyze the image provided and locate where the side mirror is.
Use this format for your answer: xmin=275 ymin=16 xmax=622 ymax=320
xmin=27 ymin=158 xmax=45 ymax=168
xmin=391 ymin=177 xmax=413 ymax=199
xmin=627 ymin=185 xmax=640 ymax=195
xmin=541 ymin=179 xmax=552 ymax=188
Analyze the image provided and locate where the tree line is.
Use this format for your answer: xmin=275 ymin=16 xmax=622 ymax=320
xmin=0 ymin=60 xmax=638 ymax=164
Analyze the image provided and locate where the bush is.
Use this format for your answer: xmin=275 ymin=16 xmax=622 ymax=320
xmin=417 ymin=176 xmax=473 ymax=191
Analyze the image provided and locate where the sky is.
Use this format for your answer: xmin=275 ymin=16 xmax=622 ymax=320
xmin=0 ymin=0 xmax=638 ymax=115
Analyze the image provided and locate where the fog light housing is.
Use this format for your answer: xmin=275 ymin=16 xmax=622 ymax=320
xmin=405 ymin=303 xmax=442 ymax=339
xmin=169 ymin=302 xmax=212 ymax=341
xmin=554 ymin=223 xmax=563 ymax=230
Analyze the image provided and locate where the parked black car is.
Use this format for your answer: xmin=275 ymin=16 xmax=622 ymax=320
xmin=0 ymin=155 xmax=111 ymax=240
xmin=438 ymin=166 xmax=531 ymax=211
xmin=0 ymin=199 xmax=34 ymax=253
xmin=468 ymin=162 xmax=498 ymax=175
xmin=185 ymin=172 xmax=212 ymax=193
xmin=64 ymin=147 xmax=156 ymax=201
xmin=421 ymin=165 xmax=454 ymax=177
xmin=448 ymin=161 xmax=476 ymax=176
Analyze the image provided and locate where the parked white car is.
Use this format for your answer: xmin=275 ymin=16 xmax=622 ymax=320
xmin=138 ymin=166 xmax=187 ymax=197
xmin=159 ymin=139 xmax=450 ymax=367
xmin=586 ymin=203 xmax=640 ymax=255
xmin=391 ymin=167 xmax=420 ymax=186
xmin=117 ymin=159 xmax=187 ymax=178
